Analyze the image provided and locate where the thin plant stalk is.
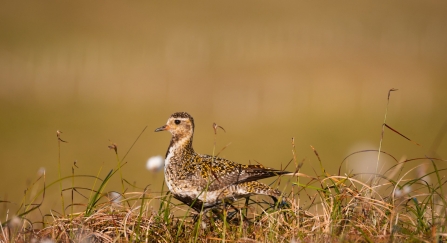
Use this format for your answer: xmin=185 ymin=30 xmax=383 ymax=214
xmin=109 ymin=143 xmax=125 ymax=194
xmin=57 ymin=130 xmax=66 ymax=217
xmin=376 ymin=89 xmax=397 ymax=175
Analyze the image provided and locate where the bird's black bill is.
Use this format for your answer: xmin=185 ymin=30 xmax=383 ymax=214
xmin=155 ymin=125 xmax=168 ymax=132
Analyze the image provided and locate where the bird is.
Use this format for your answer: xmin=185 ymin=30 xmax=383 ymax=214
xmin=155 ymin=112 xmax=290 ymax=212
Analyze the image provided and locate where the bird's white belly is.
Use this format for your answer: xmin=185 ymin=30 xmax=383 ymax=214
xmin=166 ymin=180 xmax=223 ymax=206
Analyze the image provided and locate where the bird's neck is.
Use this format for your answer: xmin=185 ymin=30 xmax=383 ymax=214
xmin=165 ymin=133 xmax=195 ymax=166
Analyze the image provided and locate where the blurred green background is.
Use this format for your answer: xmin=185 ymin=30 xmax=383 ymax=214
xmin=1 ymin=1 xmax=447 ymax=218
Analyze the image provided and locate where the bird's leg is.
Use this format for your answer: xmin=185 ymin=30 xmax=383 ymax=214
xmin=222 ymin=199 xmax=229 ymax=223
xmin=193 ymin=207 xmax=213 ymax=230
xmin=278 ymin=195 xmax=290 ymax=209
xmin=244 ymin=197 xmax=250 ymax=219
xmin=226 ymin=203 xmax=242 ymax=222
xmin=268 ymin=195 xmax=279 ymax=210
xmin=270 ymin=195 xmax=291 ymax=222
xmin=192 ymin=207 xmax=214 ymax=228
xmin=210 ymin=207 xmax=223 ymax=219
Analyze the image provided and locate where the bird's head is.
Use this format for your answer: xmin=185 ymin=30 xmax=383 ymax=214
xmin=155 ymin=112 xmax=195 ymax=141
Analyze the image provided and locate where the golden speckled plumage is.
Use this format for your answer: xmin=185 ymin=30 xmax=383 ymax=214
xmin=155 ymin=112 xmax=288 ymax=211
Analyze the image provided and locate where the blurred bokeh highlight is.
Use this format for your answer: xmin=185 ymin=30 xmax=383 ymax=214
xmin=1 ymin=1 xmax=446 ymax=217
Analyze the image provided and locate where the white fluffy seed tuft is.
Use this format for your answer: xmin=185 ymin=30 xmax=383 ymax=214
xmin=146 ymin=155 xmax=164 ymax=172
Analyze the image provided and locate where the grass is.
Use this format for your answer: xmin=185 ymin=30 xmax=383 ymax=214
xmin=1 ymin=91 xmax=447 ymax=242
xmin=2 ymin=159 xmax=446 ymax=243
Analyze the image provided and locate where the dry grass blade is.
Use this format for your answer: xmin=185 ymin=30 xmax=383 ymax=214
xmin=384 ymin=124 xmax=422 ymax=146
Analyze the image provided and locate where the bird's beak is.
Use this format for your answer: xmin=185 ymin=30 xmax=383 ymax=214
xmin=155 ymin=125 xmax=169 ymax=132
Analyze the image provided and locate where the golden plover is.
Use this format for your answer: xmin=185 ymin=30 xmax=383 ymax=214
xmin=155 ymin=112 xmax=288 ymax=211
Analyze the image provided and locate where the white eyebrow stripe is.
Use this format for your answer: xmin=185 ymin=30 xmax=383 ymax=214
xmin=171 ymin=117 xmax=189 ymax=120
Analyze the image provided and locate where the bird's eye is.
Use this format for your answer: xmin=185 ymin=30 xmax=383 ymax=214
xmin=174 ymin=120 xmax=181 ymax=125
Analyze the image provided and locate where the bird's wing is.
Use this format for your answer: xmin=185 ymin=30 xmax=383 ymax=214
xmin=196 ymin=155 xmax=288 ymax=191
